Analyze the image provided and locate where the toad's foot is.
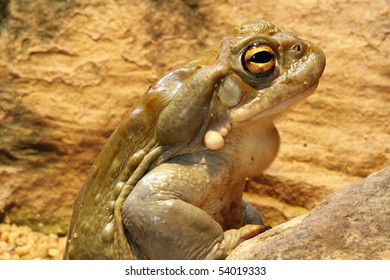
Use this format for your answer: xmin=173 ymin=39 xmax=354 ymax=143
xmin=206 ymin=224 xmax=269 ymax=259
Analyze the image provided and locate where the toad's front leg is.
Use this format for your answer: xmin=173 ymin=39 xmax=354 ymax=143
xmin=122 ymin=162 xmax=266 ymax=260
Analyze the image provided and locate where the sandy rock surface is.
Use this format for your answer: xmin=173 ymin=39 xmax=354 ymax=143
xmin=229 ymin=166 xmax=390 ymax=259
xmin=0 ymin=0 xmax=389 ymax=259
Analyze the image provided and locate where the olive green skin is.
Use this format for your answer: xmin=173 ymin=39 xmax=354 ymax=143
xmin=64 ymin=19 xmax=325 ymax=259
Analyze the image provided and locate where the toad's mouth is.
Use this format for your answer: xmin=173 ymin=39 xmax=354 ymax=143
xmin=230 ymin=81 xmax=319 ymax=124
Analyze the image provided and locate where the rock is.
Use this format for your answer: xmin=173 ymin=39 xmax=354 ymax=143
xmin=228 ymin=166 xmax=390 ymax=260
xmin=0 ymin=0 xmax=389 ymax=234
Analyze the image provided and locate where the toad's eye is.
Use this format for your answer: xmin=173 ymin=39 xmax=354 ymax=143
xmin=242 ymin=43 xmax=276 ymax=75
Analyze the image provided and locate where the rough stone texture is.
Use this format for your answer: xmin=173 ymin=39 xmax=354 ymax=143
xmin=0 ymin=0 xmax=389 ymax=236
xmin=228 ymin=166 xmax=390 ymax=260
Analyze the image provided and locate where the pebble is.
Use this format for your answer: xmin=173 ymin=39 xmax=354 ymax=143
xmin=0 ymin=223 xmax=66 ymax=260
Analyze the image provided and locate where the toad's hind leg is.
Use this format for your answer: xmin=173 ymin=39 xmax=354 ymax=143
xmin=241 ymin=198 xmax=264 ymax=226
xmin=121 ymin=163 xmax=265 ymax=259
xmin=123 ymin=197 xmax=264 ymax=259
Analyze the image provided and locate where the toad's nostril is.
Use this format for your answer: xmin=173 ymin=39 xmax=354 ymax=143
xmin=292 ymin=43 xmax=302 ymax=53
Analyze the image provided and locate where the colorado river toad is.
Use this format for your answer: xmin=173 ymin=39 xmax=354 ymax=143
xmin=64 ymin=19 xmax=325 ymax=259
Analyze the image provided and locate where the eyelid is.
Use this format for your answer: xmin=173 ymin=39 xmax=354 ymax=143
xmin=230 ymin=35 xmax=280 ymax=55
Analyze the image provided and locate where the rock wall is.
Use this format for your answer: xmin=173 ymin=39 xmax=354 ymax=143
xmin=0 ymin=0 xmax=389 ymax=234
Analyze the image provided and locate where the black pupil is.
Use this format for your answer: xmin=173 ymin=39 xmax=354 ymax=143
xmin=250 ymin=51 xmax=273 ymax=63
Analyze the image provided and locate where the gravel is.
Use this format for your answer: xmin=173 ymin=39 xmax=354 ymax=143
xmin=0 ymin=223 xmax=66 ymax=260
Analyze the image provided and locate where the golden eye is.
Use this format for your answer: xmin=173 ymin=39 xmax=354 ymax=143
xmin=242 ymin=43 xmax=276 ymax=75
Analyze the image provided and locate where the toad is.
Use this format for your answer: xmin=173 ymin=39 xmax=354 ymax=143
xmin=64 ymin=19 xmax=326 ymax=259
